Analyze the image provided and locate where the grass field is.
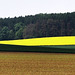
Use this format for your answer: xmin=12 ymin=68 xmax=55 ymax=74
xmin=0 ymin=52 xmax=75 ymax=75
xmin=0 ymin=44 xmax=75 ymax=53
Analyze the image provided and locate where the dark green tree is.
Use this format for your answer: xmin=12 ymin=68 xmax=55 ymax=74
xmin=0 ymin=26 xmax=9 ymax=40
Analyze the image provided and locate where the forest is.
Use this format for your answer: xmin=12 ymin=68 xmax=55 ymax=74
xmin=0 ymin=12 xmax=75 ymax=40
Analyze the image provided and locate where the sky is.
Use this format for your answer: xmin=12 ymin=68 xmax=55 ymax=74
xmin=0 ymin=0 xmax=75 ymax=18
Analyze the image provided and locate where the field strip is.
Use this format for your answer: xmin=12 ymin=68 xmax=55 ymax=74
xmin=0 ymin=52 xmax=75 ymax=75
xmin=0 ymin=36 xmax=75 ymax=46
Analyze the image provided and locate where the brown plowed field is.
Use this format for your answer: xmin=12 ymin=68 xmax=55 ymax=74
xmin=0 ymin=52 xmax=75 ymax=75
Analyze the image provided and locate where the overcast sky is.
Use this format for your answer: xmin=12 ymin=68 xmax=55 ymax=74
xmin=0 ymin=0 xmax=75 ymax=18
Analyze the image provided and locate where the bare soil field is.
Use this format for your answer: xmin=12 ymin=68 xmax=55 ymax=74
xmin=0 ymin=52 xmax=75 ymax=75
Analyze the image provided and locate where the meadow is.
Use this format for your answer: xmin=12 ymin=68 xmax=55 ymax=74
xmin=0 ymin=52 xmax=75 ymax=75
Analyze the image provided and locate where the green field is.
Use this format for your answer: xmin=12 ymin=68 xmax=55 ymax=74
xmin=0 ymin=44 xmax=75 ymax=53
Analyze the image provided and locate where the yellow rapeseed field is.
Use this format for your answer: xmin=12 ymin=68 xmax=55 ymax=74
xmin=0 ymin=52 xmax=75 ymax=75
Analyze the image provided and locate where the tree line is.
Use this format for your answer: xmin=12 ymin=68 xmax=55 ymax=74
xmin=0 ymin=12 xmax=75 ymax=40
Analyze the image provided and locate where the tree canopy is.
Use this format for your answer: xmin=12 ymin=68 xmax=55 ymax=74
xmin=0 ymin=12 xmax=75 ymax=40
